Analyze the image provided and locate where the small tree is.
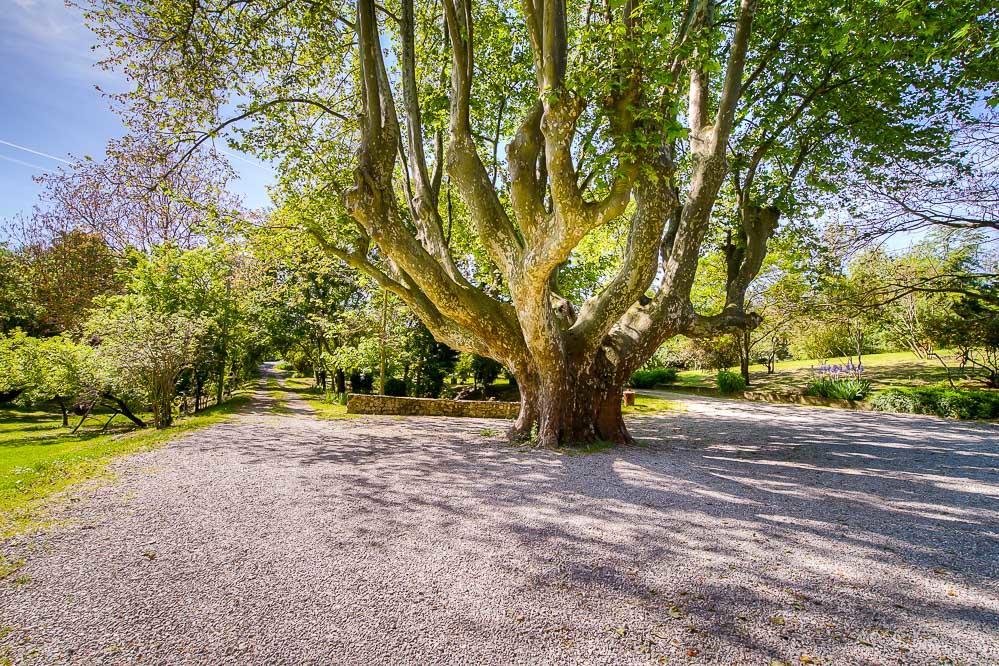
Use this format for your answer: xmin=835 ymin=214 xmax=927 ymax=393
xmin=926 ymin=295 xmax=999 ymax=389
xmin=0 ymin=246 xmax=38 ymax=335
xmin=27 ymin=337 xmax=99 ymax=427
xmin=0 ymin=331 xmax=37 ymax=404
xmin=405 ymin=322 xmax=459 ymax=398
xmin=88 ymin=297 xmax=207 ymax=428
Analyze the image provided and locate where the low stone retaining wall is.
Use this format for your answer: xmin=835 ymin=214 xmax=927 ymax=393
xmin=346 ymin=394 xmax=519 ymax=419
xmin=655 ymin=386 xmax=871 ymax=411
xmin=659 ymin=385 xmax=720 ymax=397
xmin=742 ymin=390 xmax=871 ymax=411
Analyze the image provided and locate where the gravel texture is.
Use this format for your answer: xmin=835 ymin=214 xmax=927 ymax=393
xmin=1 ymin=383 xmax=997 ymax=665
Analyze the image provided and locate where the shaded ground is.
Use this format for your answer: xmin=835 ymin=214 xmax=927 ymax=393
xmin=1 ymin=385 xmax=996 ymax=664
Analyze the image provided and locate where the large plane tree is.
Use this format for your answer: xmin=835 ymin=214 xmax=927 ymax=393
xmin=87 ymin=0 xmax=992 ymax=445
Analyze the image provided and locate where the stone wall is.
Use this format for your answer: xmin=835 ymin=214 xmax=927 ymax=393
xmin=346 ymin=394 xmax=519 ymax=419
xmin=742 ymin=390 xmax=872 ymax=410
xmin=655 ymin=386 xmax=871 ymax=411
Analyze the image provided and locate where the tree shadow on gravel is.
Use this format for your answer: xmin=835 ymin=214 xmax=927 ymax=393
xmin=179 ymin=399 xmax=999 ymax=662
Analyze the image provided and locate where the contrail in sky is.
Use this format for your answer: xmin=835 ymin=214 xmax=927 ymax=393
xmin=219 ymin=147 xmax=274 ymax=172
xmin=0 ymin=153 xmax=50 ymax=171
xmin=0 ymin=139 xmax=73 ymax=164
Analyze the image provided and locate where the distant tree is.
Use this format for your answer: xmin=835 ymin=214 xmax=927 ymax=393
xmin=0 ymin=245 xmax=38 ymax=334
xmin=17 ymin=230 xmax=123 ymax=335
xmin=471 ymin=355 xmax=503 ymax=388
xmin=405 ymin=322 xmax=459 ymax=398
xmin=246 ymin=222 xmax=366 ymax=394
xmin=16 ymin=134 xmax=238 ymax=255
xmin=929 ymin=296 xmax=999 ymax=389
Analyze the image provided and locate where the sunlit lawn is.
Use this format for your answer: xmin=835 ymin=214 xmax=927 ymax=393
xmin=0 ymin=394 xmax=251 ymax=537
xmin=674 ymin=349 xmax=983 ymax=392
xmin=623 ymin=394 xmax=679 ymax=415
xmin=280 ymin=376 xmax=351 ymax=419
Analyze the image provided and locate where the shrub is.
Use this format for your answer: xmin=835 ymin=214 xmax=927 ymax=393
xmin=382 ymin=377 xmax=407 ymax=397
xmin=349 ymin=370 xmax=374 ymax=393
xmin=869 ymin=389 xmax=918 ymax=414
xmin=629 ymin=367 xmax=678 ymax=389
xmin=324 ymin=391 xmax=349 ymax=405
xmin=716 ymin=369 xmax=746 ymax=394
xmin=870 ymin=386 xmax=999 ymax=420
xmin=471 ymin=355 xmax=503 ymax=387
xmin=804 ymin=377 xmax=872 ymax=400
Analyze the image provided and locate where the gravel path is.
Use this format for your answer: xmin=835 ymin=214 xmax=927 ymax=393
xmin=1 ymin=384 xmax=997 ymax=665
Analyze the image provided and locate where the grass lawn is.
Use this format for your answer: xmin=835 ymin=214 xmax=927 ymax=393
xmin=0 ymin=394 xmax=251 ymax=537
xmin=280 ymin=376 xmax=351 ymax=419
xmin=624 ymin=394 xmax=679 ymax=415
xmin=673 ymin=349 xmax=985 ymax=393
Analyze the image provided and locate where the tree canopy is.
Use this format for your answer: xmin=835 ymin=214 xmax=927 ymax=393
xmin=65 ymin=0 xmax=999 ymax=444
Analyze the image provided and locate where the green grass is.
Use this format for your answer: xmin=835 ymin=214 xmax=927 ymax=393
xmin=280 ymin=376 xmax=352 ymax=419
xmin=0 ymin=394 xmax=251 ymax=537
xmin=672 ymin=349 xmax=986 ymax=393
xmin=623 ymin=394 xmax=679 ymax=415
xmin=264 ymin=376 xmax=291 ymax=413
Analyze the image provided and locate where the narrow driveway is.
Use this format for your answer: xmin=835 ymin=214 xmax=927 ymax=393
xmin=1 ymin=388 xmax=996 ymax=664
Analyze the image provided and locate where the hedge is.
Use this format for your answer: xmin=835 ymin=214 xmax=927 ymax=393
xmin=629 ymin=367 xmax=678 ymax=389
xmin=870 ymin=386 xmax=999 ymax=420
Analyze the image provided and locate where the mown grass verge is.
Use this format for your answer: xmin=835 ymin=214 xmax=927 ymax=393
xmin=280 ymin=376 xmax=352 ymax=419
xmin=624 ymin=394 xmax=680 ymax=415
xmin=0 ymin=393 xmax=251 ymax=537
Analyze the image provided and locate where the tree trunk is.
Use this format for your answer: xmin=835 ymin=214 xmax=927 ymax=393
xmin=72 ymin=401 xmax=95 ymax=435
xmin=216 ymin=363 xmax=225 ymax=406
xmin=0 ymin=389 xmax=22 ymax=404
xmin=739 ymin=329 xmax=751 ymax=386
xmin=333 ymin=368 xmax=346 ymax=394
xmin=155 ymin=398 xmax=173 ymax=429
xmin=379 ymin=288 xmax=388 ymax=394
xmin=194 ymin=375 xmax=203 ymax=412
xmin=102 ymin=393 xmax=147 ymax=428
xmin=511 ymin=365 xmax=631 ymax=447
xmin=56 ymin=397 xmax=69 ymax=427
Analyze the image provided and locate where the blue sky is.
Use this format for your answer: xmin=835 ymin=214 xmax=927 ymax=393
xmin=0 ymin=0 xmax=274 ymax=243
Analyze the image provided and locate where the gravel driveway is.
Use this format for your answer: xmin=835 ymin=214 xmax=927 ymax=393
xmin=1 ymin=385 xmax=997 ymax=665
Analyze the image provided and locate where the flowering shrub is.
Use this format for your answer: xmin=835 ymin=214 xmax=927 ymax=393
xmin=813 ymin=359 xmax=864 ymax=378
xmin=805 ymin=377 xmax=872 ymax=400
xmin=805 ymin=360 xmax=871 ymax=400
xmin=716 ymin=369 xmax=746 ymax=394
